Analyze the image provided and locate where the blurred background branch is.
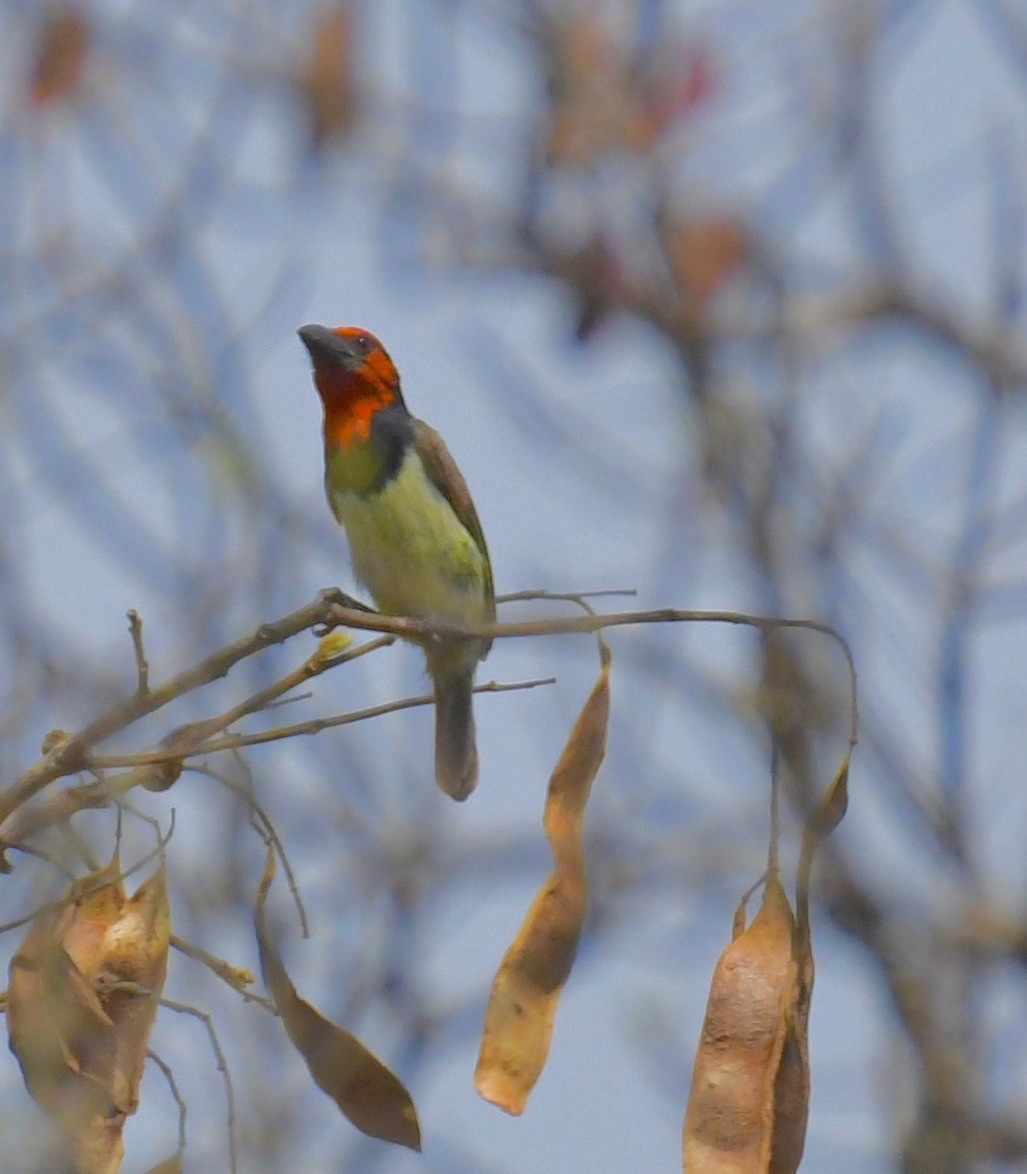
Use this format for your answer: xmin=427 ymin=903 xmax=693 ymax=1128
xmin=1 ymin=1 xmax=1026 ymax=1170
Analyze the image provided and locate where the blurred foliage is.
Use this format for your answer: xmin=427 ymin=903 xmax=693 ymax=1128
xmin=2 ymin=1 xmax=1027 ymax=1171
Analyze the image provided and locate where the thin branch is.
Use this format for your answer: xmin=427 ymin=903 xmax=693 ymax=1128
xmin=127 ymin=609 xmax=149 ymax=696
xmin=199 ymin=754 xmax=310 ymax=939
xmin=0 ymin=813 xmax=175 ymax=937
xmin=0 ymin=595 xmax=856 ymax=875
xmin=768 ymin=740 xmax=780 ymax=877
xmin=170 ymin=932 xmax=277 ymax=1015
xmin=147 ymin=1048 xmax=188 ymax=1155
xmin=496 ymin=587 xmax=638 ymax=604
xmin=160 ymin=996 xmax=237 ymax=1174
xmin=2 ymin=838 xmax=78 ymax=880
xmin=88 ymin=675 xmax=557 ymax=768
xmin=0 ymin=632 xmax=399 ymax=852
xmin=0 ymin=589 xmax=361 ymax=833
xmin=0 ymin=776 xmax=133 ymax=855
xmin=158 ymin=634 xmax=397 ymax=758
xmin=321 ymin=604 xmax=860 ymax=749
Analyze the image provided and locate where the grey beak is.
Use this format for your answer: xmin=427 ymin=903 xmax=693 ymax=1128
xmin=298 ymin=324 xmax=355 ymax=367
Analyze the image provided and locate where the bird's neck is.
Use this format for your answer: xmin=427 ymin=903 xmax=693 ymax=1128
xmin=318 ymin=368 xmax=394 ymax=448
xmin=323 ymin=396 xmax=381 ymax=451
xmin=321 ymin=376 xmax=411 ymax=496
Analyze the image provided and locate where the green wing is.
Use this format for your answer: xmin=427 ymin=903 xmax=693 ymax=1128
xmin=413 ymin=419 xmax=496 ymax=624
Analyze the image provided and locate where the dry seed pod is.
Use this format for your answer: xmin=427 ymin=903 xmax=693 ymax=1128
xmin=683 ymin=751 xmax=850 ymax=1172
xmin=475 ymin=642 xmax=611 ymax=1114
xmin=683 ymin=873 xmax=809 ymax=1174
xmin=7 ymin=859 xmax=170 ymax=1174
xmin=254 ymin=850 xmax=421 ymax=1152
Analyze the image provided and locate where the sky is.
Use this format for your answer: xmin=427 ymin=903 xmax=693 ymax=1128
xmin=3 ymin=1 xmax=1027 ymax=1171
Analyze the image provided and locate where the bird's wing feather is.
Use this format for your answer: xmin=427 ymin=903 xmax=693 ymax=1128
xmin=413 ymin=419 xmax=495 ymax=619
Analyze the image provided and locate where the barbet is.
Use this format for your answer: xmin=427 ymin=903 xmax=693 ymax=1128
xmin=298 ymin=324 xmax=495 ymax=800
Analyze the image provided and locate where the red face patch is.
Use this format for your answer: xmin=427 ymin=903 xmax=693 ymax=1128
xmin=314 ymin=329 xmax=400 ymax=448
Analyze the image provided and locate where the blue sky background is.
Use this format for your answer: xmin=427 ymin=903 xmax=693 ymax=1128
xmin=2 ymin=1 xmax=1027 ymax=1171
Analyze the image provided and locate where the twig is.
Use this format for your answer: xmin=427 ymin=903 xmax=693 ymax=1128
xmin=496 ymin=588 xmax=637 ymax=604
xmin=0 ymin=813 xmax=175 ymax=937
xmin=88 ymin=676 xmax=556 ymax=768
xmin=0 ymin=590 xmax=359 ymax=832
xmin=739 ymin=869 xmax=770 ymax=909
xmin=265 ymin=691 xmax=313 ymax=710
xmin=127 ymin=609 xmax=149 ymax=696
xmin=160 ymin=996 xmax=238 ymax=1174
xmin=0 ymin=595 xmax=856 ymax=873
xmin=147 ymin=1048 xmax=188 ymax=1154
xmin=170 ymin=932 xmax=277 ymax=1015
xmin=158 ymin=634 xmax=396 ymax=760
xmin=321 ymin=604 xmax=860 ymax=749
xmin=768 ymin=739 xmax=780 ymax=877
xmin=3 ymin=839 xmax=77 ymax=881
xmin=199 ymin=754 xmax=310 ymax=939
xmin=0 ymin=777 xmax=133 ymax=855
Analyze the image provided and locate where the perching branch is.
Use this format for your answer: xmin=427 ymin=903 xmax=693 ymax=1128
xmin=0 ymin=589 xmax=855 ymax=868
xmin=0 ymin=589 xmax=363 ymax=841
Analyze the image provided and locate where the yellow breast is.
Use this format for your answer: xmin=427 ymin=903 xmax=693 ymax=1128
xmin=329 ymin=448 xmax=490 ymax=623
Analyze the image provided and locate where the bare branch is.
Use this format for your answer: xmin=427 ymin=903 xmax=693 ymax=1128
xmin=0 ymin=590 xmax=362 ymax=838
xmin=127 ymin=609 xmax=150 ymax=696
xmin=160 ymin=997 xmax=237 ymax=1174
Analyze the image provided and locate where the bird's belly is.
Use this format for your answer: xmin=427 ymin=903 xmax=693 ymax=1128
xmin=330 ymin=454 xmax=489 ymax=624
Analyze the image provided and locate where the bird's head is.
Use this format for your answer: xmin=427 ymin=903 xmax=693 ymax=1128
xmin=298 ymin=324 xmax=404 ymax=443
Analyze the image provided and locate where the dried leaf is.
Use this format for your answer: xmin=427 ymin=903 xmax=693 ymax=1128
xmin=639 ymin=45 xmax=715 ymax=140
xmin=545 ymin=16 xmax=647 ymax=164
xmin=570 ymin=235 xmax=623 ymax=343
xmin=544 ymin=15 xmax=700 ymax=165
xmin=298 ymin=5 xmax=357 ymax=151
xmin=674 ymin=48 xmax=715 ymax=115
xmin=31 ymin=6 xmax=89 ymax=107
xmin=542 ymin=641 xmax=611 ymax=864
xmin=475 ymin=642 xmax=611 ymax=1114
xmin=7 ymin=858 xmax=170 ymax=1174
xmin=143 ymin=1154 xmax=183 ymax=1174
xmin=770 ymin=945 xmax=814 ymax=1174
xmin=254 ymin=851 xmax=420 ymax=1152
xmin=666 ymin=217 xmax=748 ymax=309
xmin=683 ymin=873 xmax=810 ymax=1174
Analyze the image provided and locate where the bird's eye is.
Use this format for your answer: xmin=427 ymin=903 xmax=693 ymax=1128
xmin=355 ymin=334 xmax=370 ymax=352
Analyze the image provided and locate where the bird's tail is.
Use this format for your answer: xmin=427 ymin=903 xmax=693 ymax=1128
xmin=433 ymin=666 xmax=478 ymax=801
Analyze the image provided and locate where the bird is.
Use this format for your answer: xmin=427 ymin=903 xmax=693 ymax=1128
xmin=298 ymin=324 xmax=495 ymax=800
